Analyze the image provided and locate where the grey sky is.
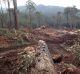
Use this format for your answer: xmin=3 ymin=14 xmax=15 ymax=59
xmin=17 ymin=0 xmax=80 ymax=9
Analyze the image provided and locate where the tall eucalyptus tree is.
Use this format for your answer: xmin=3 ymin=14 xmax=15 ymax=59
xmin=0 ymin=0 xmax=5 ymax=28
xmin=26 ymin=0 xmax=36 ymax=28
xmin=13 ymin=0 xmax=18 ymax=29
xmin=3 ymin=0 xmax=12 ymax=28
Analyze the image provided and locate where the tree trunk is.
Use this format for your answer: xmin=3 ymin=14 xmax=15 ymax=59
xmin=7 ymin=0 xmax=12 ymax=28
xmin=29 ymin=9 xmax=32 ymax=28
xmin=0 ymin=3 xmax=4 ymax=28
xmin=35 ymin=40 xmax=57 ymax=74
xmin=13 ymin=0 xmax=18 ymax=29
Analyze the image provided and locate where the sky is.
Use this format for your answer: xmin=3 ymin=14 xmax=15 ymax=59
xmin=17 ymin=0 xmax=80 ymax=9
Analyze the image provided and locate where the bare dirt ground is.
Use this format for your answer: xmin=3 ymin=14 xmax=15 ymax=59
xmin=0 ymin=27 xmax=80 ymax=74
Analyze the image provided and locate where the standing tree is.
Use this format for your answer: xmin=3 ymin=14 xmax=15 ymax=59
xmin=56 ymin=12 xmax=62 ymax=28
xmin=70 ymin=6 xmax=79 ymax=29
xmin=64 ymin=6 xmax=79 ymax=29
xmin=35 ymin=11 xmax=42 ymax=27
xmin=0 ymin=0 xmax=4 ymax=28
xmin=26 ymin=0 xmax=36 ymax=28
xmin=64 ymin=7 xmax=70 ymax=28
xmin=3 ymin=0 xmax=12 ymax=28
xmin=13 ymin=0 xmax=18 ymax=29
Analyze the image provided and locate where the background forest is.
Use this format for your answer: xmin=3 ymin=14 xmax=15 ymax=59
xmin=0 ymin=0 xmax=80 ymax=29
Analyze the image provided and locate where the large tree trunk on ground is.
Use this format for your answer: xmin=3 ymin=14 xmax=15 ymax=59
xmin=33 ymin=40 xmax=57 ymax=74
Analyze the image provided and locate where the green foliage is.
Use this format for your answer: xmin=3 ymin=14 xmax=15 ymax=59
xmin=67 ymin=43 xmax=80 ymax=65
xmin=64 ymin=6 xmax=80 ymax=28
xmin=18 ymin=50 xmax=35 ymax=74
xmin=0 ymin=28 xmax=30 ymax=47
xmin=26 ymin=0 xmax=36 ymax=27
xmin=26 ymin=0 xmax=36 ymax=12
xmin=65 ymin=31 xmax=80 ymax=65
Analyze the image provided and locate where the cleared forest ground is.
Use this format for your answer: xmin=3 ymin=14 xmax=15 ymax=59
xmin=0 ymin=27 xmax=80 ymax=74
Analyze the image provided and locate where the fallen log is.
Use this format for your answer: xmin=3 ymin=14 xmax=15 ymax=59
xmin=34 ymin=40 xmax=57 ymax=74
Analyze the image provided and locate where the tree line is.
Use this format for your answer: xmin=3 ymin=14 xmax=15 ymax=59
xmin=0 ymin=0 xmax=80 ymax=29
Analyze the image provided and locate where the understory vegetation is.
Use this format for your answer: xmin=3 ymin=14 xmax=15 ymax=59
xmin=0 ymin=28 xmax=30 ymax=48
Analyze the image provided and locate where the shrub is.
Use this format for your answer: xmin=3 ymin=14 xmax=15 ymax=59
xmin=18 ymin=50 xmax=35 ymax=74
xmin=66 ymin=42 xmax=80 ymax=66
